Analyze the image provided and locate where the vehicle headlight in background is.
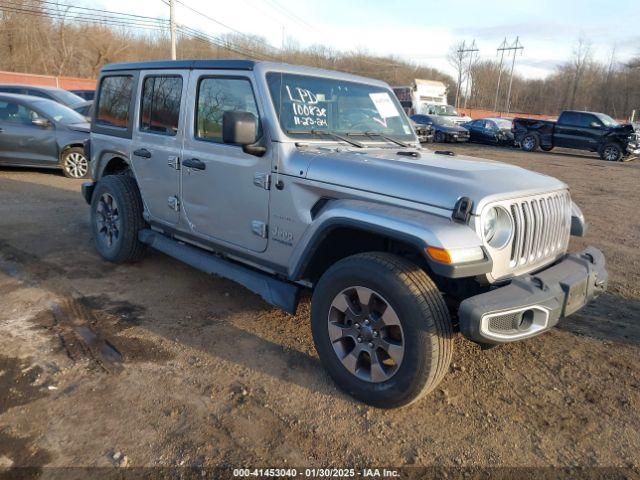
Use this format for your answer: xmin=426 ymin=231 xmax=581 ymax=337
xmin=482 ymin=207 xmax=513 ymax=249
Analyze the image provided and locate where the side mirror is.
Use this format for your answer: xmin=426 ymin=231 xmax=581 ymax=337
xmin=222 ymin=111 xmax=258 ymax=145
xmin=32 ymin=117 xmax=51 ymax=128
xmin=222 ymin=111 xmax=266 ymax=157
xmin=590 ymin=121 xmax=601 ymax=128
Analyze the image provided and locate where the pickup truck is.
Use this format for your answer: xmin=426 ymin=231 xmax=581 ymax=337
xmin=513 ymin=110 xmax=640 ymax=161
xmin=82 ymin=60 xmax=607 ymax=408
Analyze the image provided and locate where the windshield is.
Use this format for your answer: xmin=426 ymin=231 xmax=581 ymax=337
xmin=428 ymin=104 xmax=459 ymax=116
xmin=51 ymin=89 xmax=85 ymax=108
xmin=266 ymin=72 xmax=416 ymax=142
xmin=33 ymin=100 xmax=87 ymax=124
xmin=594 ymin=113 xmax=619 ymax=127
xmin=494 ymin=118 xmax=512 ymax=129
xmin=429 ymin=115 xmax=455 ymax=126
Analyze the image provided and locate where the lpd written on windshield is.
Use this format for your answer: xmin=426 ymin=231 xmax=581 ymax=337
xmin=285 ymin=85 xmax=328 ymax=127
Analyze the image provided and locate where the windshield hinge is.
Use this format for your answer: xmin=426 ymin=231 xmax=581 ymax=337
xmin=167 ymin=195 xmax=180 ymax=212
xmin=168 ymin=155 xmax=180 ymax=170
xmin=253 ymin=172 xmax=271 ymax=190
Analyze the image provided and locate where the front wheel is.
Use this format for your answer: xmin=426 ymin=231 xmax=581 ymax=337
xmin=61 ymin=147 xmax=90 ymax=179
xmin=435 ymin=131 xmax=446 ymax=143
xmin=600 ymin=143 xmax=622 ymax=161
xmin=311 ymin=252 xmax=453 ymax=408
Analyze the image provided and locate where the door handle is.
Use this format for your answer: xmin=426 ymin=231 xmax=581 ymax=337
xmin=133 ymin=148 xmax=151 ymax=158
xmin=0 ymin=127 xmax=4 ymax=133
xmin=182 ymin=158 xmax=206 ymax=170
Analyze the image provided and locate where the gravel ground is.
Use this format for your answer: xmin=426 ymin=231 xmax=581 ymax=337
xmin=0 ymin=144 xmax=638 ymax=478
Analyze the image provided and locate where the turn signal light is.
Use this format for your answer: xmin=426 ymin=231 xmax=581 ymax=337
xmin=426 ymin=246 xmax=452 ymax=264
xmin=426 ymin=246 xmax=485 ymax=264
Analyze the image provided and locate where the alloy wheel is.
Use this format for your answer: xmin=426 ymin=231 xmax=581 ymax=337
xmin=522 ymin=136 xmax=535 ymax=150
xmin=603 ymin=146 xmax=620 ymax=161
xmin=64 ymin=152 xmax=88 ymax=178
xmin=95 ymin=193 xmax=120 ymax=248
xmin=327 ymin=286 xmax=405 ymax=383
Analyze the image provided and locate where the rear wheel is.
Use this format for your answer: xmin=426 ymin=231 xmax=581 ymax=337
xmin=540 ymin=145 xmax=554 ymax=152
xmin=90 ymin=175 xmax=147 ymax=263
xmin=600 ymin=143 xmax=622 ymax=161
xmin=61 ymin=147 xmax=89 ymax=179
xmin=521 ymin=134 xmax=539 ymax=152
xmin=311 ymin=252 xmax=453 ymax=408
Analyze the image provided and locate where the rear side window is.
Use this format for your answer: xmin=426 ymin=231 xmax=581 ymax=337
xmin=140 ymin=76 xmax=183 ymax=136
xmin=195 ymin=77 xmax=259 ymax=143
xmin=559 ymin=112 xmax=579 ymax=126
xmin=26 ymin=89 xmax=52 ymax=100
xmin=96 ymin=76 xmax=133 ymax=128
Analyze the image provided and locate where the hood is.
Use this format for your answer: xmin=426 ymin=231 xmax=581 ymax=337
xmin=302 ymin=147 xmax=566 ymax=212
xmin=613 ymin=123 xmax=636 ymax=135
xmin=66 ymin=122 xmax=90 ymax=133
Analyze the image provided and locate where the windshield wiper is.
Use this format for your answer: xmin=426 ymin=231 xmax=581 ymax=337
xmin=286 ymin=129 xmax=364 ymax=148
xmin=348 ymin=131 xmax=411 ymax=148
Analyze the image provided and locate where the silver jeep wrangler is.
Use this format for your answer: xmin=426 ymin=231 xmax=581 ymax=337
xmin=82 ymin=60 xmax=607 ymax=408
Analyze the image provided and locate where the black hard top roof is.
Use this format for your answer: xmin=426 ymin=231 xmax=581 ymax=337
xmin=101 ymin=59 xmax=255 ymax=72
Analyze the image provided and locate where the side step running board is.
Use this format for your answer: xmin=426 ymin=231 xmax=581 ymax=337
xmin=138 ymin=229 xmax=300 ymax=314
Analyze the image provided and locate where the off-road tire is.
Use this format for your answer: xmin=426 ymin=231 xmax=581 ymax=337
xmin=311 ymin=252 xmax=453 ymax=408
xmin=60 ymin=147 xmax=90 ymax=179
xmin=521 ymin=133 xmax=539 ymax=152
xmin=90 ymin=175 xmax=147 ymax=263
xmin=540 ymin=145 xmax=554 ymax=152
xmin=599 ymin=142 xmax=623 ymax=162
xmin=435 ymin=131 xmax=446 ymax=143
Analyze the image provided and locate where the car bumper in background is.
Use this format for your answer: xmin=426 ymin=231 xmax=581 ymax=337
xmin=458 ymin=247 xmax=607 ymax=344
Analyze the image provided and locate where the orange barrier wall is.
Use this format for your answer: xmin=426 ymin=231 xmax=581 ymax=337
xmin=458 ymin=107 xmax=557 ymax=121
xmin=0 ymin=70 xmax=96 ymax=90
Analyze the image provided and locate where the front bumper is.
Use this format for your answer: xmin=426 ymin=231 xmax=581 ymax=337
xmin=458 ymin=247 xmax=607 ymax=344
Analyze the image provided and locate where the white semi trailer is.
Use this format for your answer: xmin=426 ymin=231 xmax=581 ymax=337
xmin=393 ymin=79 xmax=471 ymax=125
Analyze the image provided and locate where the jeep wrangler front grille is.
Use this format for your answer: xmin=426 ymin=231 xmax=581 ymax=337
xmin=508 ymin=191 xmax=571 ymax=268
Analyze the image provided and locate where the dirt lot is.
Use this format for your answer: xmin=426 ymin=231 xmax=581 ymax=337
xmin=0 ymin=144 xmax=639 ymax=477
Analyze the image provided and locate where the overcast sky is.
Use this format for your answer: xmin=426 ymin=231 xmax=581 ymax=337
xmin=99 ymin=0 xmax=640 ymax=79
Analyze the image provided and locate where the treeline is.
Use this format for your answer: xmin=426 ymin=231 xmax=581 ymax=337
xmin=464 ymin=40 xmax=639 ymax=118
xmin=1 ymin=0 xmax=638 ymax=119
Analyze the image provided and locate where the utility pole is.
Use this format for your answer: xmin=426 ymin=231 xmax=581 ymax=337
xmin=453 ymin=40 xmax=465 ymax=109
xmin=462 ymin=39 xmax=478 ymax=109
xmin=169 ymin=0 xmax=177 ymax=60
xmin=493 ymin=38 xmax=507 ymax=112
xmin=504 ymin=36 xmax=524 ymax=114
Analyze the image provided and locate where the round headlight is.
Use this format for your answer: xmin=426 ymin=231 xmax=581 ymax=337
xmin=482 ymin=207 xmax=513 ymax=249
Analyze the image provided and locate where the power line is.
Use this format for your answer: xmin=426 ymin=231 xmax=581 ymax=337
xmin=261 ymin=0 xmax=318 ymax=33
xmin=0 ymin=1 xmax=169 ymax=28
xmin=173 ymin=0 xmax=280 ymax=53
xmin=0 ymin=1 xmax=277 ymax=61
xmin=0 ymin=3 xmax=169 ymax=30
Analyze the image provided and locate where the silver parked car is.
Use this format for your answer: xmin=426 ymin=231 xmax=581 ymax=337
xmin=0 ymin=93 xmax=90 ymax=178
xmin=82 ymin=60 xmax=607 ymax=408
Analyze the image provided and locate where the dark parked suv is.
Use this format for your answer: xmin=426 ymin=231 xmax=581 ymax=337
xmin=513 ymin=110 xmax=640 ymax=161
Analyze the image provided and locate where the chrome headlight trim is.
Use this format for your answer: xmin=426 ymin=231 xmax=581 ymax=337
xmin=481 ymin=206 xmax=513 ymax=250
